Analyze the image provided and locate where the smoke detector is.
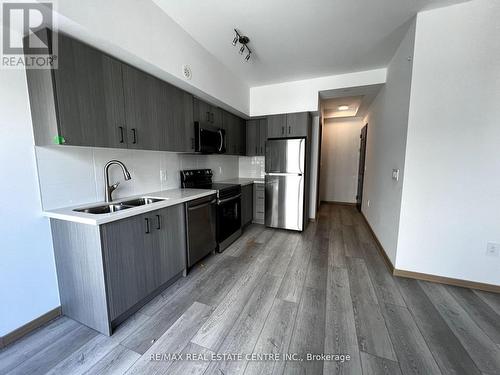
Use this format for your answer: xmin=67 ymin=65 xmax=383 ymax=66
xmin=182 ymin=65 xmax=192 ymax=80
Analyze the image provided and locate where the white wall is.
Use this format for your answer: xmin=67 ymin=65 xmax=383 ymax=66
xmin=308 ymin=116 xmax=320 ymax=219
xmin=50 ymin=0 xmax=249 ymax=116
xmin=36 ymin=147 xmax=239 ymax=210
xmin=396 ymin=0 xmax=500 ymax=285
xmin=320 ymin=118 xmax=364 ymax=203
xmin=0 ymin=50 xmax=60 ymax=336
xmin=250 ymin=69 xmax=387 ymax=116
xmin=361 ymin=19 xmax=416 ymax=263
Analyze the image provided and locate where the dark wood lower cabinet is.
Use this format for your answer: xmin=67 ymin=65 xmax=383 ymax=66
xmin=241 ymin=184 xmax=254 ymax=226
xmin=50 ymin=204 xmax=187 ymax=336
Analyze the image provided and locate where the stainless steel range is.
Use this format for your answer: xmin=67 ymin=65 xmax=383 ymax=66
xmin=181 ymin=169 xmax=242 ymax=252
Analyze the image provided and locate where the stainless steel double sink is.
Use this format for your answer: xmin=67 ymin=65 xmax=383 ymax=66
xmin=74 ymin=197 xmax=166 ymax=214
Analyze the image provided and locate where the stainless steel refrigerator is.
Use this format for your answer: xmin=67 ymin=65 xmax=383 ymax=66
xmin=265 ymin=138 xmax=306 ymax=231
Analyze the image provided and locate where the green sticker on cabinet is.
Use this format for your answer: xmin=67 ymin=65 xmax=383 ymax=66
xmin=53 ymin=135 xmax=66 ymax=145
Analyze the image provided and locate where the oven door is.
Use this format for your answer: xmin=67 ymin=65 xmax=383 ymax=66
xmin=216 ymin=194 xmax=241 ymax=245
xmin=195 ymin=122 xmax=226 ymax=154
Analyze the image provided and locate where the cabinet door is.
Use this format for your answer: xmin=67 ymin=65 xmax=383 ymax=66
xmin=267 ymin=114 xmax=286 ymax=138
xmin=287 ymin=112 xmax=309 ymax=137
xmin=54 ymin=33 xmax=126 ymax=148
xmin=253 ymin=184 xmax=265 ymax=224
xmin=241 ymin=184 xmax=254 ymax=226
xmin=153 ymin=205 xmax=187 ymax=287
xmin=258 ymin=118 xmax=268 ymax=155
xmin=222 ymin=111 xmax=235 ymax=154
xmin=246 ymin=120 xmax=258 ymax=156
xmin=211 ymin=107 xmax=223 ymax=128
xmin=181 ymin=91 xmax=195 ymax=152
xmin=122 ymin=65 xmax=160 ymax=150
xmin=159 ymin=84 xmax=195 ymax=152
xmin=101 ymin=214 xmax=149 ymax=320
xmin=193 ymin=97 xmax=211 ymax=123
xmin=238 ymin=117 xmax=246 ymax=155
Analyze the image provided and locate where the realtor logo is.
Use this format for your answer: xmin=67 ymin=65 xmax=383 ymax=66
xmin=1 ymin=2 xmax=57 ymax=68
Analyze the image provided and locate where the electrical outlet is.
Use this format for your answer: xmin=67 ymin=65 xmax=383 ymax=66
xmin=160 ymin=170 xmax=168 ymax=183
xmin=486 ymin=242 xmax=500 ymax=257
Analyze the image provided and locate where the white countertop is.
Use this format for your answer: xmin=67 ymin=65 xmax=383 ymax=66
xmin=221 ymin=178 xmax=264 ymax=186
xmin=43 ymin=188 xmax=216 ymax=226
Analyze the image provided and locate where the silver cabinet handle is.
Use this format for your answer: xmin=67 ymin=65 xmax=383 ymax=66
xmin=156 ymin=214 xmax=161 ymax=230
xmin=145 ymin=218 xmax=150 ymax=234
xmin=131 ymin=128 xmax=137 ymax=144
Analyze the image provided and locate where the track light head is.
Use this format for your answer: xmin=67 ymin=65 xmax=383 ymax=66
xmin=232 ymin=36 xmax=238 ymax=46
xmin=238 ymin=36 xmax=250 ymax=44
xmin=239 ymin=45 xmax=245 ymax=54
xmin=245 ymin=53 xmax=251 ymax=62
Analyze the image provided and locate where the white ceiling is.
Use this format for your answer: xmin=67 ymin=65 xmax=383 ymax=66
xmin=320 ymin=84 xmax=383 ymax=119
xmin=153 ymin=0 xmax=468 ymax=87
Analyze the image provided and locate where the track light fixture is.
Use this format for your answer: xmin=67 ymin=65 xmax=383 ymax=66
xmin=232 ymin=29 xmax=252 ymax=62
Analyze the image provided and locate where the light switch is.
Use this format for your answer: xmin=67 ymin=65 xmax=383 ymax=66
xmin=392 ymin=169 xmax=400 ymax=181
xmin=486 ymin=242 xmax=500 ymax=257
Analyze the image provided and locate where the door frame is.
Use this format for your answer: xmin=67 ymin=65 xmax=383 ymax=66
xmin=356 ymin=124 xmax=368 ymax=212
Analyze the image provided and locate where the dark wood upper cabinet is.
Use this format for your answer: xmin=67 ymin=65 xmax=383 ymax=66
xmin=26 ymin=30 xmax=127 ymax=148
xmin=286 ymin=112 xmax=309 ymax=137
xmin=122 ymin=64 xmax=161 ymax=150
xmin=267 ymin=114 xmax=287 ymax=138
xmin=267 ymin=112 xmax=308 ymax=139
xmin=193 ymin=97 xmax=223 ymax=128
xmin=223 ymin=110 xmax=246 ymax=155
xmin=246 ymin=118 xmax=267 ymax=156
xmin=246 ymin=120 xmax=259 ymax=156
xmin=25 ymin=29 xmax=247 ymax=154
xmin=258 ymin=118 xmax=268 ymax=155
xmin=26 ymin=29 xmax=196 ymax=152
xmin=154 ymin=82 xmax=195 ymax=152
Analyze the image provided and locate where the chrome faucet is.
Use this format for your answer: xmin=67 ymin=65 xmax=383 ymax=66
xmin=104 ymin=160 xmax=131 ymax=202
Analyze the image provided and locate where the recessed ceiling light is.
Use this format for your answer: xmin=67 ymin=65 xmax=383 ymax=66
xmin=338 ymin=105 xmax=349 ymax=111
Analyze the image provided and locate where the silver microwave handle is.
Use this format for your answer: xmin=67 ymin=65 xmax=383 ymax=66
xmin=218 ymin=129 xmax=224 ymax=152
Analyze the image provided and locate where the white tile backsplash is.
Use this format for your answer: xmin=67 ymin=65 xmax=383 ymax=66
xmin=92 ymin=148 xmax=162 ymax=201
xmin=179 ymin=154 xmax=239 ymax=181
xmin=35 ymin=146 xmax=242 ymax=210
xmin=35 ymin=146 xmax=97 ymax=209
xmin=238 ymin=156 xmax=265 ymax=178
xmin=160 ymin=152 xmax=181 ymax=190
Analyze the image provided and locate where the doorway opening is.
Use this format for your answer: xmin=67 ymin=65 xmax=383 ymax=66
xmin=316 ymin=85 xmax=380 ymax=211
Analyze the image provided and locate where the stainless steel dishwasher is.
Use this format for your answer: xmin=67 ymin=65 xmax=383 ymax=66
xmin=185 ymin=194 xmax=217 ymax=268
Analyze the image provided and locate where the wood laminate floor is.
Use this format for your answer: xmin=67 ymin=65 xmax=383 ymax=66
xmin=2 ymin=204 xmax=500 ymax=375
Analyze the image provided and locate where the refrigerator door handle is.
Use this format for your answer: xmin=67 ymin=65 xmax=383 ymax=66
xmin=266 ymin=172 xmax=303 ymax=176
xmin=298 ymin=140 xmax=304 ymax=174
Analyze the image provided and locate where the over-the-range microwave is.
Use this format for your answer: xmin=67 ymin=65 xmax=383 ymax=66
xmin=194 ymin=122 xmax=226 ymax=154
